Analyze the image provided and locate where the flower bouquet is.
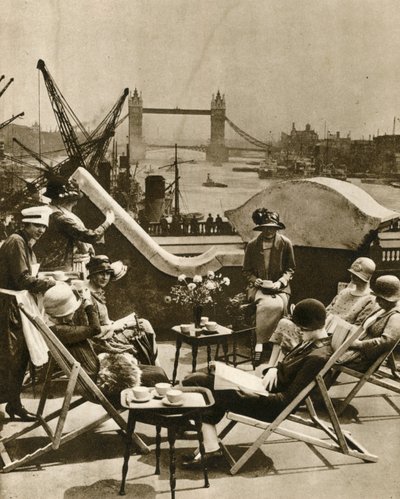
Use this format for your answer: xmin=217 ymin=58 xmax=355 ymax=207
xmin=165 ymin=270 xmax=230 ymax=327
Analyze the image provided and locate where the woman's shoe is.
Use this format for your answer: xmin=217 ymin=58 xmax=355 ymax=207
xmin=5 ymin=404 xmax=37 ymax=422
xmin=181 ymin=449 xmax=225 ymax=470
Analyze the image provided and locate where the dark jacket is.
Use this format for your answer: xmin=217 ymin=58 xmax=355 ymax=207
xmin=0 ymin=230 xmax=55 ymax=404
xmin=35 ymin=209 xmax=106 ymax=271
xmin=183 ymin=337 xmax=332 ymax=424
xmin=51 ymin=304 xmax=101 ymax=381
xmin=242 ymin=232 xmax=295 ymax=295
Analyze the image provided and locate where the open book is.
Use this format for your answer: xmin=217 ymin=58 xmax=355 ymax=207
xmin=213 ymin=362 xmax=269 ymax=397
xmin=326 ymin=314 xmax=356 ymax=351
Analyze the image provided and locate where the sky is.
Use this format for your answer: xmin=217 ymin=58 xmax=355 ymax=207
xmin=2 ymin=0 xmax=400 ymax=144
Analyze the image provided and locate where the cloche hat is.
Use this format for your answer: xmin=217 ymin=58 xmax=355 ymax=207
xmin=348 ymin=257 xmax=376 ymax=283
xmin=252 ymin=208 xmax=285 ymax=231
xmin=21 ymin=206 xmax=52 ymax=227
xmin=43 ymin=176 xmax=80 ymax=200
xmin=292 ymin=299 xmax=327 ymax=330
xmin=86 ymin=255 xmax=113 ymax=278
xmin=43 ymin=282 xmax=81 ymax=318
xmin=373 ymin=275 xmax=400 ymax=302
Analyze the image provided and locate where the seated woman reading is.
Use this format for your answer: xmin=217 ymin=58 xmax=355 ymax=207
xmin=43 ymin=283 xmax=168 ymax=403
xmin=181 ymin=299 xmax=333 ymax=470
xmin=75 ymin=255 xmax=159 ymax=366
xmin=267 ymin=257 xmax=377 ymax=367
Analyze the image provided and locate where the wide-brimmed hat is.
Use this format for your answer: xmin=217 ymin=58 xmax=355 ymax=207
xmin=43 ymin=176 xmax=80 ymax=200
xmin=373 ymin=275 xmax=400 ymax=302
xmin=292 ymin=299 xmax=326 ymax=330
xmin=43 ymin=282 xmax=81 ymax=318
xmin=86 ymin=255 xmax=114 ymax=278
xmin=21 ymin=206 xmax=52 ymax=227
xmin=252 ymin=208 xmax=285 ymax=231
xmin=348 ymin=257 xmax=376 ymax=283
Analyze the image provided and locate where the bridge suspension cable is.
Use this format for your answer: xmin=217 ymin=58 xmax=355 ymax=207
xmin=225 ymin=116 xmax=268 ymax=149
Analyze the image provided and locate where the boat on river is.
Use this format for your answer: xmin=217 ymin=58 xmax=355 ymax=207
xmin=202 ymin=173 xmax=228 ymax=188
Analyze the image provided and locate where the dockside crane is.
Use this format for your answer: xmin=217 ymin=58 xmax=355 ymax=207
xmin=86 ymin=88 xmax=129 ymax=174
xmin=0 ymin=77 xmax=14 ymax=99
xmin=37 ymin=59 xmax=86 ymax=169
xmin=0 ymin=61 xmax=128 ymax=211
xmin=0 ymin=112 xmax=25 ymax=131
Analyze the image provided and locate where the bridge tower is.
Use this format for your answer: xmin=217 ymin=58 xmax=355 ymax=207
xmin=206 ymin=90 xmax=229 ymax=164
xmin=128 ymin=88 xmax=146 ymax=161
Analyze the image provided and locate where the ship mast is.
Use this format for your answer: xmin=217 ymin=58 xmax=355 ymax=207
xmin=174 ymin=143 xmax=179 ymax=216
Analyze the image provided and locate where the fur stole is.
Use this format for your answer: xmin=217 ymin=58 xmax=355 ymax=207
xmin=97 ymin=352 xmax=142 ymax=396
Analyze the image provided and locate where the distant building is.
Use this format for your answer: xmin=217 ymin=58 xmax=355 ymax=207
xmin=349 ymin=139 xmax=376 ymax=173
xmin=281 ymin=123 xmax=319 ymax=156
xmin=373 ymin=134 xmax=400 ymax=173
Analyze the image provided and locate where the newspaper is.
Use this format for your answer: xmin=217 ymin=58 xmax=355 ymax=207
xmin=213 ymin=361 xmax=269 ymax=397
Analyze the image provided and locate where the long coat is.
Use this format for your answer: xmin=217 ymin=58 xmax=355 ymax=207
xmin=242 ymin=232 xmax=296 ymax=297
xmin=0 ymin=230 xmax=55 ymax=404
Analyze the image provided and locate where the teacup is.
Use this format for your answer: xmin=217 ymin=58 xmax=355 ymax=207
xmin=132 ymin=386 xmax=150 ymax=400
xmin=166 ymin=389 xmax=183 ymax=404
xmin=155 ymin=382 xmax=171 ymax=397
xmin=180 ymin=324 xmax=192 ymax=333
xmin=205 ymin=321 xmax=217 ymax=332
xmin=200 ymin=316 xmax=209 ymax=326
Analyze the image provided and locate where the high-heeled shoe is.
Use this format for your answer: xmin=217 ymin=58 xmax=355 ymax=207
xmin=5 ymin=404 xmax=37 ymax=422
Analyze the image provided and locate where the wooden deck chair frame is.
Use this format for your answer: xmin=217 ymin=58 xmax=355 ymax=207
xmin=0 ymin=303 xmax=149 ymax=473
xmin=334 ymin=338 xmax=400 ymax=416
xmin=217 ymin=325 xmax=378 ymax=475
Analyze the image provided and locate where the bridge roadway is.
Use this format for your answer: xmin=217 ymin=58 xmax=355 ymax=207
xmin=143 ymin=107 xmax=210 ymax=115
xmin=147 ymin=143 xmax=265 ymax=153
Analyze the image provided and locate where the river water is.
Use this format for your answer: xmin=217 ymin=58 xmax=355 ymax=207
xmin=136 ymin=149 xmax=400 ymax=220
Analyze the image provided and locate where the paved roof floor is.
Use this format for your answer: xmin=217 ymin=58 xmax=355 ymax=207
xmin=1 ymin=341 xmax=399 ymax=499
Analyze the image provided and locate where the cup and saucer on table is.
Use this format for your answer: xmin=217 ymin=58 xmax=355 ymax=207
xmin=200 ymin=321 xmax=218 ymax=335
xmin=151 ymin=382 xmax=171 ymax=400
xmin=162 ymin=389 xmax=184 ymax=407
xmin=126 ymin=386 xmax=153 ymax=403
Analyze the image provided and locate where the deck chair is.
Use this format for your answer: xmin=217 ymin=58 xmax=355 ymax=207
xmin=333 ymin=338 xmax=400 ymax=416
xmin=0 ymin=303 xmax=149 ymax=473
xmin=217 ymin=323 xmax=378 ymax=475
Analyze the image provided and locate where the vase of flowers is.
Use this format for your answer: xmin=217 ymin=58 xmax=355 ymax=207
xmin=193 ymin=304 xmax=203 ymax=329
xmin=165 ymin=270 xmax=230 ymax=328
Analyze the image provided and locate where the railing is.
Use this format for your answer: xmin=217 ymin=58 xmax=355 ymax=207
xmin=369 ymin=231 xmax=400 ymax=274
xmin=143 ymin=221 xmax=237 ymax=237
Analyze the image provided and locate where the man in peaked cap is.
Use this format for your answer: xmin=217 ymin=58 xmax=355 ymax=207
xmin=0 ymin=206 xmax=56 ymax=421
xmin=243 ymin=208 xmax=295 ymax=365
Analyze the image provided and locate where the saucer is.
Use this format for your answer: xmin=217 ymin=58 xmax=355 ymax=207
xmin=150 ymin=389 xmax=165 ymax=400
xmin=162 ymin=397 xmax=184 ymax=407
xmin=201 ymin=328 xmax=218 ymax=335
xmin=127 ymin=392 xmax=153 ymax=403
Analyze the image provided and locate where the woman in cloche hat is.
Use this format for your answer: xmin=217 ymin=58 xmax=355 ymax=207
xmin=242 ymin=208 xmax=295 ymax=365
xmin=267 ymin=257 xmax=378 ymax=367
xmin=80 ymin=255 xmax=160 ymax=367
xmin=341 ymin=275 xmax=400 ymax=370
xmin=181 ymin=299 xmax=332 ymax=470
xmin=35 ymin=176 xmax=115 ymax=275
xmin=43 ymin=282 xmax=142 ymax=400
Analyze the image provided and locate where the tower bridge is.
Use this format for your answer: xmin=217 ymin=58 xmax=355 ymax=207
xmin=128 ymin=89 xmax=267 ymax=163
